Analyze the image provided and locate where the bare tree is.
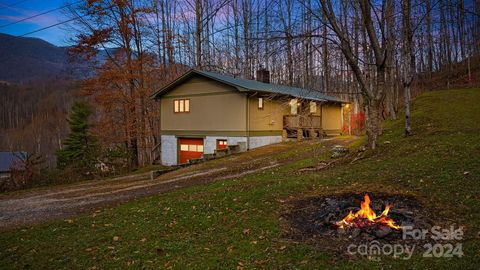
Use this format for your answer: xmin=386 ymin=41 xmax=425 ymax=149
xmin=4 ymin=0 xmax=480 ymax=171
xmin=401 ymin=0 xmax=414 ymax=136
xmin=319 ymin=0 xmax=388 ymax=149
xmin=195 ymin=0 xmax=203 ymax=68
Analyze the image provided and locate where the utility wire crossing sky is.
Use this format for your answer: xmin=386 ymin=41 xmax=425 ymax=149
xmin=0 ymin=0 xmax=71 ymax=45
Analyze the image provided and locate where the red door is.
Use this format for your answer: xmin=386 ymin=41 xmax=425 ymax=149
xmin=217 ymin=139 xmax=228 ymax=150
xmin=179 ymin=138 xmax=204 ymax=164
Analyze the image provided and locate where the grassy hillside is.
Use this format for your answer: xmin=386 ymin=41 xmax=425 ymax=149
xmin=1 ymin=89 xmax=479 ymax=269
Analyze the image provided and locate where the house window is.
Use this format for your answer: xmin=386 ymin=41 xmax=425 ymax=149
xmin=217 ymin=139 xmax=228 ymax=150
xmin=174 ymin=99 xmax=190 ymax=113
xmin=258 ymin=98 xmax=264 ymax=109
xmin=180 ymin=144 xmax=203 ymax=152
xmin=310 ymin=101 xmax=317 ymax=113
xmin=290 ymin=99 xmax=298 ymax=115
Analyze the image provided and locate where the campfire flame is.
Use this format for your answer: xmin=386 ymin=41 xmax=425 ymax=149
xmin=336 ymin=194 xmax=401 ymax=230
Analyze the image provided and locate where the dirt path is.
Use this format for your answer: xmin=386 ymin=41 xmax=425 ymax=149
xmin=0 ymin=138 xmax=353 ymax=230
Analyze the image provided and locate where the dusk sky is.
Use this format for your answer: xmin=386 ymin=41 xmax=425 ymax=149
xmin=0 ymin=0 xmax=71 ymax=46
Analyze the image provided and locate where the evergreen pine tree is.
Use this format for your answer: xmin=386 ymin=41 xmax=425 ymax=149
xmin=56 ymin=101 xmax=99 ymax=173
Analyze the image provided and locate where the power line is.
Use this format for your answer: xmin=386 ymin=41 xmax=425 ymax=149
xmin=18 ymin=15 xmax=84 ymax=37
xmin=16 ymin=2 xmax=119 ymax=38
xmin=0 ymin=0 xmax=31 ymax=10
xmin=16 ymin=2 xmax=113 ymax=37
xmin=0 ymin=0 xmax=81 ymax=28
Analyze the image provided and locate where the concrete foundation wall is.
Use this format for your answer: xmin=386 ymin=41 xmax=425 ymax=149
xmin=205 ymin=135 xmax=282 ymax=151
xmin=204 ymin=136 xmax=247 ymax=154
xmin=249 ymin=136 xmax=283 ymax=149
xmin=161 ymin=135 xmax=283 ymax=166
xmin=161 ymin=135 xmax=177 ymax=166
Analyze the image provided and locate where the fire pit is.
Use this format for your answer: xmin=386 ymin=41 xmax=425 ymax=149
xmin=336 ymin=194 xmax=401 ymax=233
xmin=282 ymin=193 xmax=433 ymax=255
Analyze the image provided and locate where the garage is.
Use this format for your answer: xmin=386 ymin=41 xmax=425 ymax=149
xmin=179 ymin=138 xmax=204 ymax=164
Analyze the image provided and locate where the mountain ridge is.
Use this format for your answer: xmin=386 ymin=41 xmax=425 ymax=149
xmin=0 ymin=33 xmax=71 ymax=83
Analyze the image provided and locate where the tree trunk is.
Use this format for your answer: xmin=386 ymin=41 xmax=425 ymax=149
xmin=366 ymin=98 xmax=382 ymax=149
xmin=385 ymin=0 xmax=397 ymax=120
xmin=233 ymin=0 xmax=240 ymax=74
xmin=263 ymin=0 xmax=269 ymax=69
xmin=322 ymin=13 xmax=329 ymax=92
xmin=242 ymin=0 xmax=251 ymax=79
xmin=426 ymin=0 xmax=433 ymax=75
xmin=195 ymin=0 xmax=202 ymax=69
xmin=402 ymin=0 xmax=413 ymax=136
xmin=458 ymin=0 xmax=466 ymax=60
xmin=284 ymin=0 xmax=293 ymax=86
xmin=403 ymin=83 xmax=412 ymax=135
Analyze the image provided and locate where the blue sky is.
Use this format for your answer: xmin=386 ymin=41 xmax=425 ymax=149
xmin=0 ymin=0 xmax=71 ymax=46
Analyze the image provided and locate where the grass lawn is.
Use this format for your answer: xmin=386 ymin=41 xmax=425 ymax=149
xmin=1 ymin=89 xmax=479 ymax=269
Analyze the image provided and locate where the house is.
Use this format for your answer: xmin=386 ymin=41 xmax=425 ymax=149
xmin=0 ymin=152 xmax=27 ymax=179
xmin=152 ymin=69 xmax=348 ymax=166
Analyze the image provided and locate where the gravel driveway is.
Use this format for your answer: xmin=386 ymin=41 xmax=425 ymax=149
xmin=0 ymin=138 xmax=351 ymax=230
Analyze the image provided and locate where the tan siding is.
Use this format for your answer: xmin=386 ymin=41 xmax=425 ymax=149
xmin=161 ymin=76 xmax=247 ymax=131
xmin=321 ymin=104 xmax=342 ymax=131
xmin=159 ymin=75 xmax=344 ymax=136
xmin=248 ymin=96 xmax=288 ymax=131
xmin=164 ymin=76 xmax=235 ymax=97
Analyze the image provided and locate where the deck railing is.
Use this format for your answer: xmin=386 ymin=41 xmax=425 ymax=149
xmin=283 ymin=115 xmax=321 ymax=130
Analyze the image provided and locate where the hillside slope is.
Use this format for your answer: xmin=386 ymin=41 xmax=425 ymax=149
xmin=0 ymin=89 xmax=479 ymax=269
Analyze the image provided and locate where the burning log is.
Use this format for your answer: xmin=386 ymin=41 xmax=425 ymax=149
xmin=336 ymin=194 xmax=401 ymax=230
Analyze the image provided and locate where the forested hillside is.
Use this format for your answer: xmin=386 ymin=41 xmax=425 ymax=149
xmin=0 ymin=33 xmax=70 ymax=83
xmin=0 ymin=80 xmax=79 ymax=167
xmin=0 ymin=34 xmax=105 ymax=168
xmin=0 ymin=34 xmax=83 ymax=167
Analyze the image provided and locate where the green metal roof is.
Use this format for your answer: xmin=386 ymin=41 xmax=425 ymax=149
xmin=152 ymin=69 xmax=347 ymax=103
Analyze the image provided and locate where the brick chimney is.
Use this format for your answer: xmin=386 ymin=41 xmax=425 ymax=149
xmin=256 ymin=68 xmax=270 ymax=84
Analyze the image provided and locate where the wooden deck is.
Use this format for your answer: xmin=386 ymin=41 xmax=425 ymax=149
xmin=283 ymin=115 xmax=321 ymax=130
xmin=283 ymin=115 xmax=322 ymax=140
